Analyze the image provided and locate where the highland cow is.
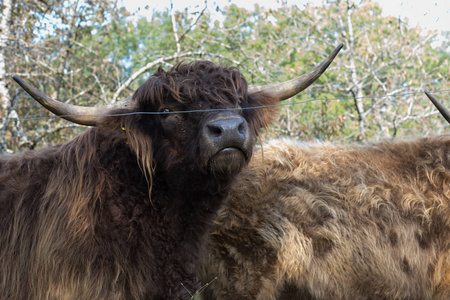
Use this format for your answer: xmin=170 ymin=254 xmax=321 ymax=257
xmin=199 ymin=92 xmax=450 ymax=300
xmin=0 ymin=45 xmax=342 ymax=300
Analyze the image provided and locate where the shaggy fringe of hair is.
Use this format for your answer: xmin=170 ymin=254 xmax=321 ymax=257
xmin=157 ymin=61 xmax=249 ymax=105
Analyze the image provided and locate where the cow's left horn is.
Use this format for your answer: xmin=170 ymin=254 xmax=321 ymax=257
xmin=425 ymin=91 xmax=450 ymax=124
xmin=12 ymin=76 xmax=135 ymax=126
xmin=249 ymin=43 xmax=343 ymax=101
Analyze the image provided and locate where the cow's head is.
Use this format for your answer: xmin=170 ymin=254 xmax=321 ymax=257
xmin=13 ymin=45 xmax=342 ymax=187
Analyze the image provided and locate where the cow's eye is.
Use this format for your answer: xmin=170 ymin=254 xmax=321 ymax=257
xmin=160 ymin=108 xmax=171 ymax=116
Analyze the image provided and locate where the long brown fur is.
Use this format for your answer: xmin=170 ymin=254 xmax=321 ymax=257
xmin=199 ymin=136 xmax=450 ymax=299
xmin=0 ymin=61 xmax=279 ymax=299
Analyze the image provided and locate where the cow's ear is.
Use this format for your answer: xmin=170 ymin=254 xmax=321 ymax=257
xmin=244 ymin=91 xmax=279 ymax=136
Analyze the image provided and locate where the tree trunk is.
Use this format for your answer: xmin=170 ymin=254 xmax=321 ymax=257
xmin=0 ymin=0 xmax=32 ymax=152
xmin=0 ymin=0 xmax=15 ymax=152
xmin=0 ymin=0 xmax=14 ymax=111
xmin=345 ymin=2 xmax=367 ymax=141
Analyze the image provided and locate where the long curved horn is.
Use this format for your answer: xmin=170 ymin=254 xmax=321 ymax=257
xmin=249 ymin=43 xmax=343 ymax=101
xmin=425 ymin=91 xmax=450 ymax=124
xmin=12 ymin=76 xmax=135 ymax=126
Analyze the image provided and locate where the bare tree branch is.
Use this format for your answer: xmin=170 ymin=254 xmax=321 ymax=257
xmin=179 ymin=0 xmax=208 ymax=42
xmin=170 ymin=0 xmax=181 ymax=54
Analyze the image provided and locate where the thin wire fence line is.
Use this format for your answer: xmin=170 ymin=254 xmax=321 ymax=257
xmin=6 ymin=88 xmax=450 ymax=123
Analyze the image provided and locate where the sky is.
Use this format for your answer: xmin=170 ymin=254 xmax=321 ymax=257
xmin=122 ymin=0 xmax=449 ymax=32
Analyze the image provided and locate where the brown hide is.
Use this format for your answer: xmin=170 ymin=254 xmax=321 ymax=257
xmin=200 ymin=137 xmax=450 ymax=300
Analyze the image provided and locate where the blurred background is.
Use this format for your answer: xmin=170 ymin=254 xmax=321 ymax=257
xmin=0 ymin=0 xmax=448 ymax=153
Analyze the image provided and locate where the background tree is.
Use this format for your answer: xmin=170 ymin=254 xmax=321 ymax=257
xmin=0 ymin=0 xmax=448 ymax=153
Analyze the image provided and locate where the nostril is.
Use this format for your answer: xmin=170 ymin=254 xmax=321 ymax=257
xmin=238 ymin=122 xmax=245 ymax=135
xmin=208 ymin=124 xmax=222 ymax=137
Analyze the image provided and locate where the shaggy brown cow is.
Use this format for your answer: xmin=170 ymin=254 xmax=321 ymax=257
xmin=0 ymin=45 xmax=341 ymax=300
xmin=199 ymin=93 xmax=450 ymax=299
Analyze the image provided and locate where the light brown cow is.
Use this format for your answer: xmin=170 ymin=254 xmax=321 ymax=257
xmin=199 ymin=93 xmax=450 ymax=300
